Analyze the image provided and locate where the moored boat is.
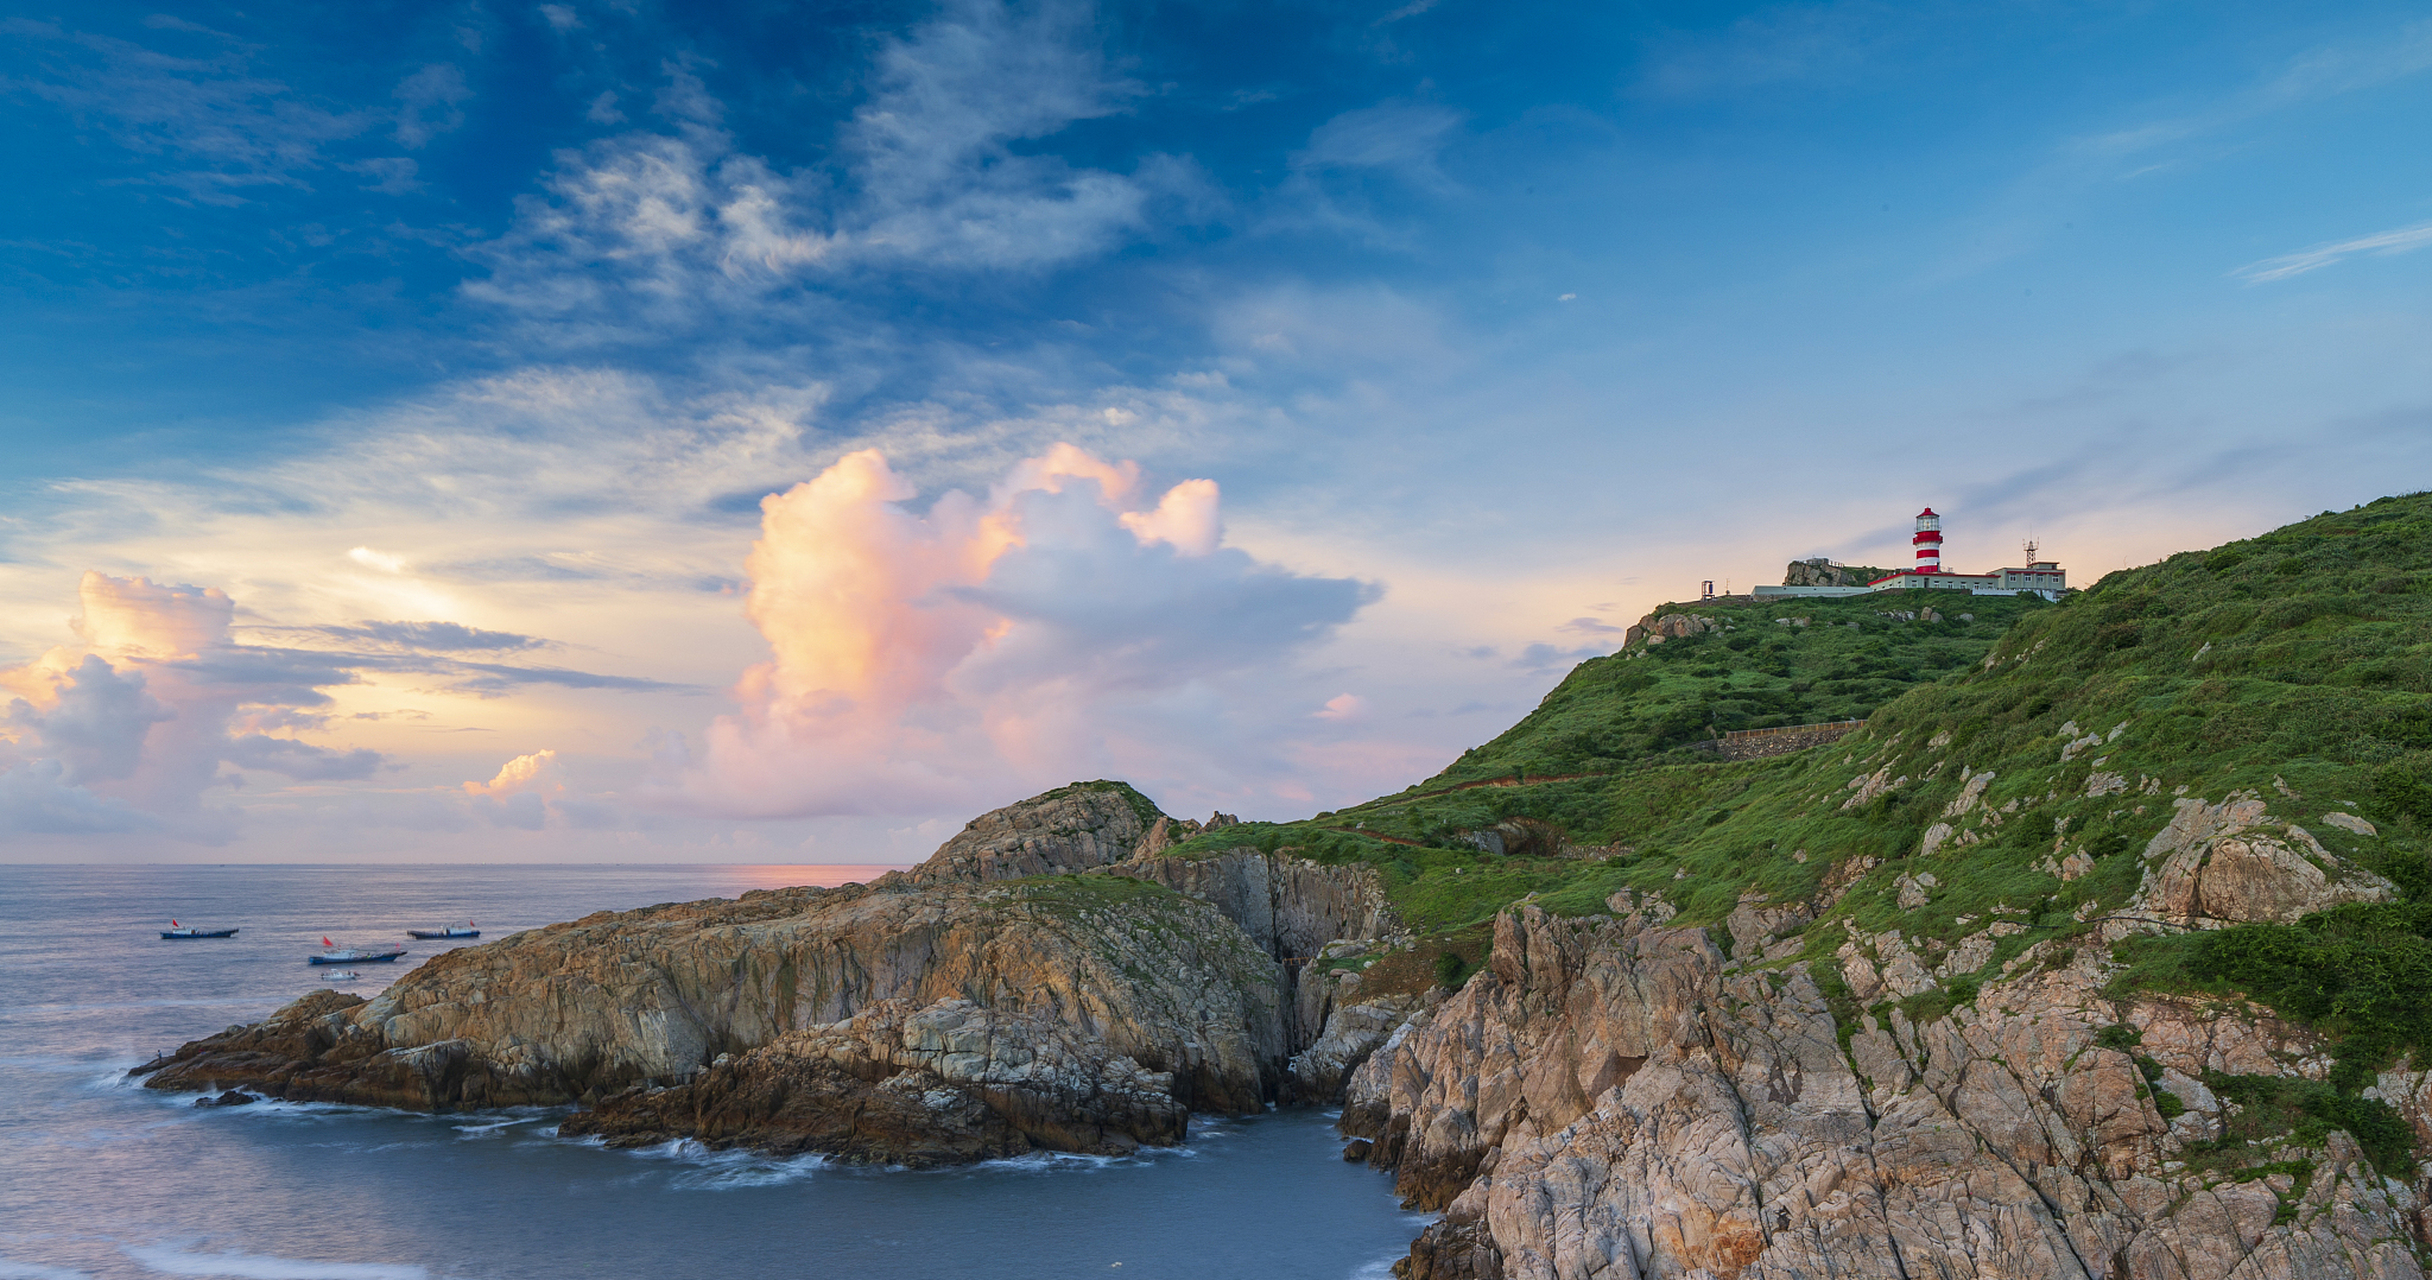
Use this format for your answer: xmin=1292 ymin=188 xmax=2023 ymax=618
xmin=405 ymin=922 xmax=479 ymax=940
xmin=161 ymin=921 xmax=239 ymax=939
xmin=310 ymin=937 xmax=407 ymax=965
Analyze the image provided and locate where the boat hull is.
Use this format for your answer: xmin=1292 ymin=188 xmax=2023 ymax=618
xmin=309 ymin=949 xmax=406 ymax=965
xmin=405 ymin=929 xmax=479 ymax=940
xmin=161 ymin=929 xmax=239 ymax=939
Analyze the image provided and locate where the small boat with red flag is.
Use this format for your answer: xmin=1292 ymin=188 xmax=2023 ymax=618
xmin=309 ymin=937 xmax=407 ymax=965
xmin=406 ymin=922 xmax=479 ymax=940
xmin=161 ymin=921 xmax=238 ymax=939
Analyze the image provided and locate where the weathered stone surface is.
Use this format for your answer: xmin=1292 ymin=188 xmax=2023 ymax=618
xmin=559 ymin=997 xmax=1186 ymax=1165
xmin=909 ymin=782 xmax=1160 ymax=883
xmin=1782 ymin=560 xmax=1886 ymax=588
xmin=1112 ymin=847 xmax=1399 ymax=1052
xmin=2323 ymin=811 xmax=2380 ymax=838
xmin=1114 ymin=848 xmax=1396 ymax=963
xmin=2134 ymin=795 xmax=2396 ymax=928
xmin=136 ymin=873 xmax=1286 ymax=1137
xmin=1290 ymin=995 xmax=1427 ymax=1103
xmin=1350 ymin=904 xmax=2424 ymax=1280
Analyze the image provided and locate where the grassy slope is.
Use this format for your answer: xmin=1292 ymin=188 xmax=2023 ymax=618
xmin=1157 ymin=493 xmax=2432 ymax=976
xmin=1429 ymin=592 xmax=2048 ymax=785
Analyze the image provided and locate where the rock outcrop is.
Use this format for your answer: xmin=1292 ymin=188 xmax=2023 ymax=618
xmin=558 ymin=997 xmax=1187 ymax=1165
xmin=1346 ymin=904 xmax=2425 ymax=1280
xmin=908 ymin=781 xmax=1163 ymax=883
xmin=2130 ymin=795 xmax=2397 ymax=930
xmin=138 ymin=872 xmax=1285 ymax=1139
xmin=1781 ymin=559 xmax=1886 ymax=588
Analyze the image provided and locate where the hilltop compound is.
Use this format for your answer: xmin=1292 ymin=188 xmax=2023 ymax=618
xmin=1753 ymin=507 xmax=2068 ymax=600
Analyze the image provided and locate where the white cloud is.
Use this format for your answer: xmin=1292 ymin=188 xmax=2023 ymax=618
xmin=2234 ymin=220 xmax=2432 ymax=283
xmin=393 ymin=63 xmax=471 ymax=149
xmin=662 ymin=445 xmax=1377 ymax=819
xmin=467 ymin=0 xmax=1198 ymax=340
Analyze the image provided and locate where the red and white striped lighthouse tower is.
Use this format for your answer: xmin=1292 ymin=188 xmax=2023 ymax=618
xmin=1913 ymin=508 xmax=1943 ymax=574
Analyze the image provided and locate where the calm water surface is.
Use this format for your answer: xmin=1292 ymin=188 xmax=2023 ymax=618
xmin=0 ymin=865 xmax=1428 ymax=1280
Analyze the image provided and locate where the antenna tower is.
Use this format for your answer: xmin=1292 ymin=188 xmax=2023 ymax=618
xmin=2022 ymin=534 xmax=2039 ymax=564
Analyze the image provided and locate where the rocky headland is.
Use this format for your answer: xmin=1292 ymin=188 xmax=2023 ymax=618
xmin=135 ymin=781 xmax=1413 ymax=1165
xmin=137 ymin=496 xmax=2432 ymax=1278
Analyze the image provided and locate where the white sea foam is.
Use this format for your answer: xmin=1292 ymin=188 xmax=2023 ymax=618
xmin=121 ymin=1246 xmax=430 ymax=1279
xmin=0 ymin=1258 xmax=96 ymax=1280
xmin=608 ymin=1137 xmax=834 ymax=1189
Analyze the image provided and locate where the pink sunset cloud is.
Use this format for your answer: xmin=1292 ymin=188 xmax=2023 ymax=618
xmin=661 ymin=444 xmax=1376 ymax=819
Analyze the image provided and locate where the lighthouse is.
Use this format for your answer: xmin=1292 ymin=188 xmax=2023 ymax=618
xmin=1752 ymin=506 xmax=2070 ymax=600
xmin=1913 ymin=508 xmax=1943 ymax=574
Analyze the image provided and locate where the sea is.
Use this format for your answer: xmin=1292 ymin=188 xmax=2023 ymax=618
xmin=0 ymin=864 xmax=1430 ymax=1280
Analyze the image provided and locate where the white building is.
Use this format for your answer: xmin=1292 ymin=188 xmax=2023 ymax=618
xmin=1753 ymin=509 xmax=2068 ymax=601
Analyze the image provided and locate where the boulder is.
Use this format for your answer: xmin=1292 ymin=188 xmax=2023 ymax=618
xmin=909 ymin=781 xmax=1162 ymax=883
xmin=2134 ymin=795 xmax=2396 ymax=928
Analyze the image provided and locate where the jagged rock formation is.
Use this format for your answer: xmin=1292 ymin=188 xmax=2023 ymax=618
xmin=559 ymin=998 xmax=1187 ymax=1165
xmin=2127 ymin=795 xmax=2397 ymax=930
xmin=137 ymin=864 xmax=1286 ymax=1152
xmin=1348 ymin=905 xmax=2425 ymax=1280
xmin=133 ymin=780 xmax=1423 ymax=1164
xmin=1290 ymin=993 xmax=1429 ymax=1103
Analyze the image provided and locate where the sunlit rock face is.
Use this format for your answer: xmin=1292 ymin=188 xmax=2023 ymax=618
xmin=1346 ymin=904 xmax=2424 ymax=1280
xmin=907 ymin=781 xmax=1160 ymax=883
xmin=137 ymin=782 xmax=1291 ymax=1163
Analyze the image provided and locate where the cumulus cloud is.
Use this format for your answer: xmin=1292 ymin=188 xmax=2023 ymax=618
xmin=462 ymin=748 xmax=566 ymax=828
xmin=663 ymin=444 xmax=1376 ymax=818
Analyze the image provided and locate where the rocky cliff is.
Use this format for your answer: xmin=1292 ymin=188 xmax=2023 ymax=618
xmin=1350 ymin=901 xmax=2425 ymax=1280
xmin=137 ymin=860 xmax=1286 ymax=1162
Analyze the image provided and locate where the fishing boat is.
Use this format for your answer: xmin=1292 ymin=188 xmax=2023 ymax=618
xmin=321 ymin=969 xmax=361 ymax=982
xmin=161 ymin=921 xmax=239 ymax=939
xmin=405 ymin=921 xmax=479 ymax=940
xmin=309 ymin=937 xmax=408 ymax=965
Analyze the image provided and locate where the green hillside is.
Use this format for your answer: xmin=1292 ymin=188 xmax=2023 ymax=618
xmin=1146 ymin=494 xmax=2432 ymax=1086
xmin=1432 ymin=591 xmax=2048 ymax=785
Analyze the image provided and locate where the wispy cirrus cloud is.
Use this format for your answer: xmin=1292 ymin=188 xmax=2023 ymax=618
xmin=2 ymin=18 xmax=369 ymax=203
xmin=2233 ymin=220 xmax=2432 ymax=283
xmin=466 ymin=0 xmax=1204 ymax=344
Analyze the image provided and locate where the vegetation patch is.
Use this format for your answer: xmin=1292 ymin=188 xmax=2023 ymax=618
xmin=2191 ymin=1073 xmax=2415 ymax=1180
xmin=1353 ymin=924 xmax=1497 ymax=1000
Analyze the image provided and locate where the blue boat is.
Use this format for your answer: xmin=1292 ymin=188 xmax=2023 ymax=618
xmin=161 ymin=921 xmax=238 ymax=939
xmin=406 ymin=922 xmax=479 ymax=940
xmin=311 ymin=937 xmax=407 ymax=965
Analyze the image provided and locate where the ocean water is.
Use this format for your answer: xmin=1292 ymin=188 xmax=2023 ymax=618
xmin=0 ymin=865 xmax=1429 ymax=1280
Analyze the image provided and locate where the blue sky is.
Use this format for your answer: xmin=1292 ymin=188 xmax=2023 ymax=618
xmin=3 ymin=0 xmax=2429 ymax=860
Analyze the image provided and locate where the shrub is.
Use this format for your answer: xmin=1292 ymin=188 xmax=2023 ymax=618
xmin=1434 ymin=951 xmax=1470 ymax=988
xmin=2093 ymin=1023 xmax=2143 ymax=1051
